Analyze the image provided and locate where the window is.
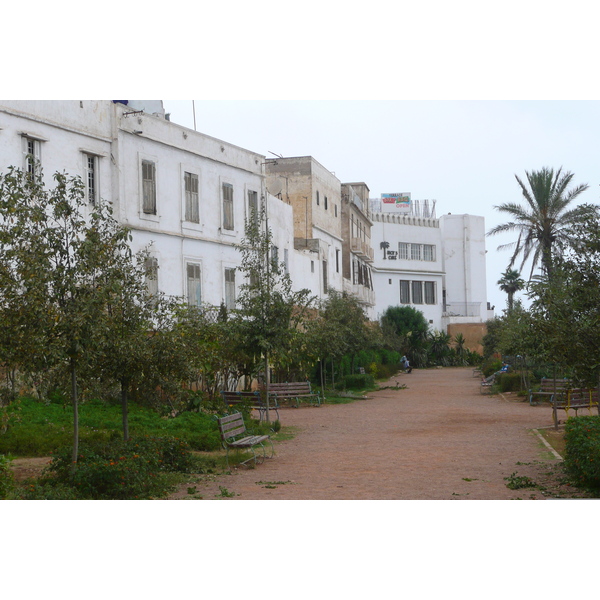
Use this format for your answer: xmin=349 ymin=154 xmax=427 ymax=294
xmin=335 ymin=249 xmax=340 ymax=273
xmin=323 ymin=260 xmax=328 ymax=293
xmin=222 ymin=183 xmax=234 ymax=230
xmin=248 ymin=189 xmax=258 ymax=223
xmin=84 ymin=154 xmax=98 ymax=205
xmin=316 ymin=191 xmax=320 ymax=206
xmin=424 ymin=281 xmax=436 ymax=304
xmin=423 ymin=244 xmax=436 ymax=262
xmin=324 ymin=196 xmax=328 ymax=210
xmin=184 ymin=172 xmax=199 ymax=223
xmin=411 ymin=244 xmax=422 ymax=261
xmin=187 ymin=263 xmax=202 ymax=307
xmin=412 ymin=281 xmax=423 ymax=304
xmin=142 ymin=160 xmax=156 ymax=215
xmin=224 ymin=268 xmax=236 ymax=310
xmin=144 ymin=257 xmax=159 ymax=297
xmin=22 ymin=136 xmax=41 ymax=179
xmin=284 ymin=248 xmax=289 ymax=274
xmin=271 ymin=245 xmax=279 ymax=270
xmin=400 ymin=280 xmax=410 ymax=304
xmin=334 ymin=204 xmax=338 ymax=217
xmin=398 ymin=242 xmax=409 ymax=260
xmin=311 ymin=261 xmax=314 ymax=273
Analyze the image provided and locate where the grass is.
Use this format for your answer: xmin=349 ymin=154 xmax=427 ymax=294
xmin=0 ymin=396 xmax=223 ymax=456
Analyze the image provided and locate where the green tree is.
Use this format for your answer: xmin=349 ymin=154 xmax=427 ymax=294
xmin=309 ymin=290 xmax=374 ymax=387
xmin=0 ymin=168 xmax=157 ymax=463
xmin=497 ymin=268 xmax=525 ymax=312
xmin=488 ymin=167 xmax=593 ymax=278
xmin=528 ymin=216 xmax=600 ymax=386
xmin=235 ymin=205 xmax=313 ymax=421
xmin=380 ymin=305 xmax=429 ymax=366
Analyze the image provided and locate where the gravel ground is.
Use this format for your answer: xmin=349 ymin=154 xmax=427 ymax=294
xmin=169 ymin=366 xmax=583 ymax=500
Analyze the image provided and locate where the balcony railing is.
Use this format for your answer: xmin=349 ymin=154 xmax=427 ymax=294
xmin=350 ymin=237 xmax=374 ymax=262
xmin=443 ymin=302 xmax=481 ymax=318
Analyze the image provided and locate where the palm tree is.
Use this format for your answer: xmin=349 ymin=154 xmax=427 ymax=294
xmin=497 ymin=268 xmax=525 ymax=311
xmin=488 ymin=167 xmax=592 ymax=278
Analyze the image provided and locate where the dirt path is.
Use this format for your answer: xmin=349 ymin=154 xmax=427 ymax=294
xmin=171 ymin=367 xmax=571 ymax=500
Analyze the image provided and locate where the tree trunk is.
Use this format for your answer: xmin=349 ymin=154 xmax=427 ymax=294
xmin=70 ymin=359 xmax=79 ymax=474
xmin=121 ymin=379 xmax=129 ymax=442
xmin=264 ymin=353 xmax=270 ymax=423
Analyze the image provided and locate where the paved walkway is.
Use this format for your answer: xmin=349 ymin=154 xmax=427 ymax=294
xmin=176 ymin=367 xmax=560 ymax=500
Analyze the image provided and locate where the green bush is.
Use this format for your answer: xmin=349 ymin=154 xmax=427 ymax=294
xmin=496 ymin=373 xmax=523 ymax=392
xmin=564 ymin=416 xmax=600 ymax=490
xmin=374 ymin=363 xmax=400 ymax=379
xmin=45 ymin=436 xmax=195 ymax=499
xmin=0 ymin=454 xmax=14 ymax=499
xmin=338 ymin=374 xmax=375 ymax=390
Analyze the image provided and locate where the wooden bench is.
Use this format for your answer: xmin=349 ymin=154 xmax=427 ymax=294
xmin=220 ymin=390 xmax=280 ymax=422
xmin=528 ymin=378 xmax=571 ymax=406
xmin=216 ymin=412 xmax=274 ymax=469
xmin=473 ymin=367 xmax=483 ymax=378
xmin=552 ymin=388 xmax=600 ymax=428
xmin=265 ymin=381 xmax=321 ymax=408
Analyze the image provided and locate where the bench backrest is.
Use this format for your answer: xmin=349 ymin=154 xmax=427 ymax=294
xmin=268 ymin=382 xmax=312 ymax=394
xmin=217 ymin=413 xmax=246 ymax=442
xmin=540 ymin=378 xmax=571 ymax=393
xmin=567 ymin=388 xmax=599 ymax=404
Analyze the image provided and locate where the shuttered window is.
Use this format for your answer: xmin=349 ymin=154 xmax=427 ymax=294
xmin=187 ymin=263 xmax=202 ymax=307
xmin=412 ymin=281 xmax=423 ymax=304
xmin=424 ymin=281 xmax=436 ymax=304
xmin=248 ymin=189 xmax=258 ymax=223
xmin=224 ymin=268 xmax=236 ymax=310
xmin=185 ymin=172 xmax=199 ymax=223
xmin=22 ymin=136 xmax=41 ymax=179
xmin=144 ymin=257 xmax=159 ymax=297
xmin=142 ymin=160 xmax=156 ymax=215
xmin=400 ymin=280 xmax=410 ymax=304
xmin=222 ymin=183 xmax=234 ymax=230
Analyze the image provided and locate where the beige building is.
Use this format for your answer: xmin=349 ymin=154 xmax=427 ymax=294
xmin=341 ymin=183 xmax=375 ymax=314
xmin=265 ymin=156 xmax=344 ymax=297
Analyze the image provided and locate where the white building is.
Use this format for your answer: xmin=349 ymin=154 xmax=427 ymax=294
xmin=0 ymin=100 xmax=303 ymax=309
xmin=0 ymin=101 xmax=493 ymax=351
xmin=370 ymin=196 xmax=494 ymax=351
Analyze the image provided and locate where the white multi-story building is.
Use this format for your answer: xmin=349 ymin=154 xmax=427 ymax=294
xmin=0 ymin=100 xmax=301 ymax=309
xmin=370 ymin=195 xmax=494 ymax=351
xmin=0 ymin=101 xmax=492 ymax=351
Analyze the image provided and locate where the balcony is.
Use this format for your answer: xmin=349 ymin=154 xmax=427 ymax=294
xmin=350 ymin=237 xmax=374 ymax=262
xmin=443 ymin=302 xmax=481 ymax=318
xmin=343 ymin=279 xmax=375 ymax=307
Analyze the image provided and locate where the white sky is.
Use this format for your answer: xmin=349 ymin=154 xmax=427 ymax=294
xmin=162 ymin=99 xmax=600 ymax=313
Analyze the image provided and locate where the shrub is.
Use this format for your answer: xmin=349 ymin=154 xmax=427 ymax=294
xmin=0 ymin=454 xmax=14 ymax=499
xmin=46 ymin=436 xmax=195 ymax=499
xmin=496 ymin=373 xmax=523 ymax=393
xmin=338 ymin=374 xmax=375 ymax=390
xmin=564 ymin=416 xmax=600 ymax=490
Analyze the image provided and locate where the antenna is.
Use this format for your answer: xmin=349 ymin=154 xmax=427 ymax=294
xmin=268 ymin=151 xmax=283 ymax=158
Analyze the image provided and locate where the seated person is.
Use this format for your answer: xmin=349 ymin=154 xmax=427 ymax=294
xmin=483 ymin=363 xmax=510 ymax=383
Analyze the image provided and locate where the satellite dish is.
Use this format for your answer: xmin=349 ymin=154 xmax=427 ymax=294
xmin=268 ymin=178 xmax=284 ymax=197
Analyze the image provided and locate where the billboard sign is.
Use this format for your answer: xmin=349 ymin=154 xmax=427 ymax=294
xmin=381 ymin=192 xmax=411 ymax=212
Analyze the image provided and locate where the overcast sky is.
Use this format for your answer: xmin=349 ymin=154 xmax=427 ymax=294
xmin=163 ymin=99 xmax=600 ymax=314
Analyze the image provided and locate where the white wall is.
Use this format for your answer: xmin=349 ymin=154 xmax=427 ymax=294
xmin=371 ymin=213 xmax=445 ymax=328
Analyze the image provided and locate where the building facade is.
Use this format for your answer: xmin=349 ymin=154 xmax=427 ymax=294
xmin=265 ymin=156 xmax=344 ymax=300
xmin=0 ymin=101 xmax=493 ymax=347
xmin=0 ymin=100 xmax=299 ymax=310
xmin=340 ymin=182 xmax=375 ymax=316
